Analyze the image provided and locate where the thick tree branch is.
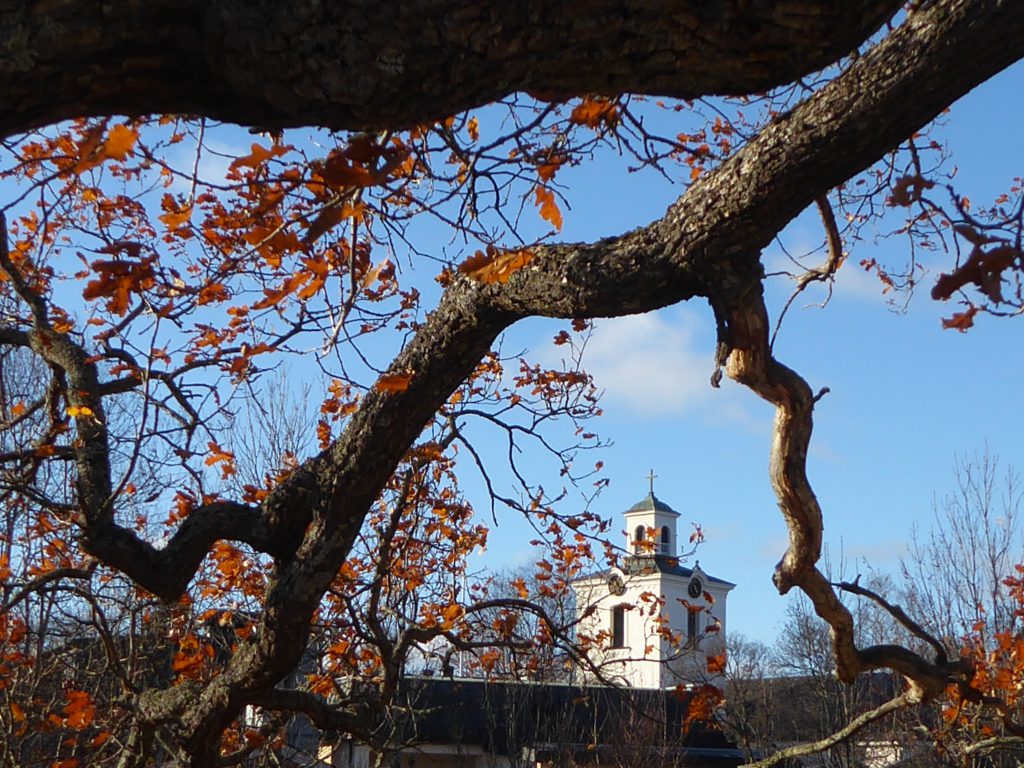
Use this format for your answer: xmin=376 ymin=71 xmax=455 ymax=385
xmin=251 ymin=688 xmax=372 ymax=733
xmin=835 ymin=577 xmax=949 ymax=665
xmin=18 ymin=1 xmax=1024 ymax=762
xmin=0 ymin=0 xmax=903 ymax=138
xmin=84 ymin=500 xmax=286 ymax=600
xmin=963 ymin=735 xmax=1024 ymax=757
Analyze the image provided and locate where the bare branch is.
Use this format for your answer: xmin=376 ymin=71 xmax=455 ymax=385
xmin=834 ymin=577 xmax=948 ymax=665
xmin=744 ymin=692 xmax=915 ymax=768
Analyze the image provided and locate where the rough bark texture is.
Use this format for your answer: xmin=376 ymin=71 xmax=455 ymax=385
xmin=5 ymin=0 xmax=1024 ymax=764
xmin=0 ymin=0 xmax=904 ymax=136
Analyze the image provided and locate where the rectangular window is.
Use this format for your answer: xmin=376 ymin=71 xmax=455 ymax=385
xmin=611 ymin=606 xmax=625 ymax=648
xmin=687 ymin=610 xmax=699 ymax=645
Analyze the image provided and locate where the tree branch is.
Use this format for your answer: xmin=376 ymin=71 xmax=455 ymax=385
xmin=834 ymin=577 xmax=949 ymax=665
xmin=83 ymin=499 xmax=285 ymax=601
xmin=0 ymin=0 xmax=903 ymax=137
xmin=744 ymin=692 xmax=915 ymax=768
xmin=251 ymin=688 xmax=372 ymax=733
xmin=29 ymin=0 xmax=1024 ymax=760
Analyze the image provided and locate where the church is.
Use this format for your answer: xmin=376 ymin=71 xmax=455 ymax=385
xmin=573 ymin=488 xmax=734 ymax=690
xmin=317 ymin=489 xmax=743 ymax=768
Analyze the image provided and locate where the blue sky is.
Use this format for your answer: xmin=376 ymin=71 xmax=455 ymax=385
xmin=7 ymin=45 xmax=1021 ymax=651
xmin=463 ymin=58 xmax=1024 ymax=644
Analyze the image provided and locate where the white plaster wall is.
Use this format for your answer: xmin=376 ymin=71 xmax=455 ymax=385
xmin=574 ymin=567 xmax=730 ymax=689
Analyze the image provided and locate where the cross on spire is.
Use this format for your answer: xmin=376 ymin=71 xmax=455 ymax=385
xmin=646 ymin=469 xmax=657 ymax=495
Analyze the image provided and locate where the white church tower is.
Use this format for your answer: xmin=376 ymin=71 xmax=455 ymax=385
xmin=574 ymin=478 xmax=734 ymax=690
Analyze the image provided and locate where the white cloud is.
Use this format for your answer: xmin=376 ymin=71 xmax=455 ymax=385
xmin=167 ymin=135 xmax=249 ymax=195
xmin=839 ymin=538 xmax=908 ymax=567
xmin=576 ymin=309 xmax=718 ymax=417
xmin=763 ymin=239 xmax=895 ymax=304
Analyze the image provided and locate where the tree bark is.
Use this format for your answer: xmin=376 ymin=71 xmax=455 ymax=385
xmin=6 ymin=0 xmax=1024 ymax=763
xmin=145 ymin=2 xmax=1024 ymax=760
xmin=0 ymin=0 xmax=903 ymax=136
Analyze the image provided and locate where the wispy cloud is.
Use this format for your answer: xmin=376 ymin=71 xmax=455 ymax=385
xmin=167 ymin=135 xmax=249 ymax=195
xmin=839 ymin=538 xmax=908 ymax=567
xmin=763 ymin=238 xmax=893 ymax=304
xmin=573 ymin=308 xmax=720 ymax=417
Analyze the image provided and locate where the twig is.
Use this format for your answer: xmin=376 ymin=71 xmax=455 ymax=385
xmin=769 ymin=194 xmax=845 ymax=350
xmin=744 ymin=692 xmax=913 ymax=768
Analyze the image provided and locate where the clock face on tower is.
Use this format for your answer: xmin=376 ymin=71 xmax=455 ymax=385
xmin=607 ymin=573 xmax=626 ymax=596
xmin=687 ymin=577 xmax=702 ymax=598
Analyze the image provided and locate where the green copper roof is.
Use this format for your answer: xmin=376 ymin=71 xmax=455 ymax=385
xmin=624 ymin=492 xmax=680 ymax=516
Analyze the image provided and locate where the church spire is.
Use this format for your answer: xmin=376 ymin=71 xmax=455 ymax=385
xmin=624 ymin=476 xmax=679 ymax=557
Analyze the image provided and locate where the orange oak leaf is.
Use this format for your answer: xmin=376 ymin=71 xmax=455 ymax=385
xmin=458 ymin=248 xmax=536 ymax=284
xmin=376 ymin=373 xmax=414 ymax=393
xmin=159 ymin=194 xmax=192 ymax=230
xmin=230 ymin=142 xmax=291 ymax=171
xmin=361 ymin=259 xmax=388 ymax=292
xmin=100 ymin=123 xmax=138 ymax=162
xmin=682 ymin=684 xmax=723 ymax=732
xmin=213 ymin=542 xmax=244 ymax=580
xmin=316 ymin=420 xmax=332 ymax=450
xmin=204 ymin=441 xmax=237 ymax=478
xmin=172 ymin=645 xmax=213 ymax=676
xmin=82 ymin=258 xmax=156 ymax=316
xmin=570 ymin=97 xmax=619 ymax=128
xmin=538 ymin=156 xmax=566 ymax=182
xmin=252 ymin=273 xmax=308 ymax=310
xmin=64 ymin=689 xmax=96 ymax=729
xmin=441 ymin=602 xmax=464 ymax=628
xmin=197 ymin=282 xmax=230 ymax=305
xmin=319 ymin=152 xmax=375 ymax=189
xmin=303 ymin=204 xmax=345 ymax=246
xmin=534 ymin=186 xmax=563 ymax=231
xmin=706 ymin=651 xmax=727 ymax=674
xmin=942 ymin=306 xmax=979 ymax=332
xmin=889 ymin=174 xmax=935 ymax=206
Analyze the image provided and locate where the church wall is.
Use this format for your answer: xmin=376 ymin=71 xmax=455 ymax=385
xmin=572 ymin=490 xmax=734 ymax=691
xmin=574 ymin=566 xmax=730 ymax=690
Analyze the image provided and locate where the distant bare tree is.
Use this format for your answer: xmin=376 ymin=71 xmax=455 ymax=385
xmin=898 ymin=452 xmax=1024 ymax=767
xmin=722 ymin=633 xmax=779 ymax=760
xmin=901 ymin=450 xmax=1024 ymax=652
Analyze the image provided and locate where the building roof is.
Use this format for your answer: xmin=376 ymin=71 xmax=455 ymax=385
xmin=377 ymin=677 xmax=745 ymax=765
xmin=577 ymin=557 xmax=735 ymax=589
xmin=625 ymin=556 xmax=737 ymax=589
xmin=624 ymin=492 xmax=681 ymax=517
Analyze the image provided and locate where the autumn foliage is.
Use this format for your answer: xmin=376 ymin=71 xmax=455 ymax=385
xmin=0 ymin=102 xmax=660 ymax=764
xmin=0 ymin=3 xmax=1023 ymax=766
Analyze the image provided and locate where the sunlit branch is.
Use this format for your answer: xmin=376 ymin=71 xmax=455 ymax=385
xmin=744 ymin=692 xmax=915 ymax=768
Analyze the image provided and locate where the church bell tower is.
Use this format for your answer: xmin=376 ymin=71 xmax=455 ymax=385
xmin=573 ymin=474 xmax=735 ymax=689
